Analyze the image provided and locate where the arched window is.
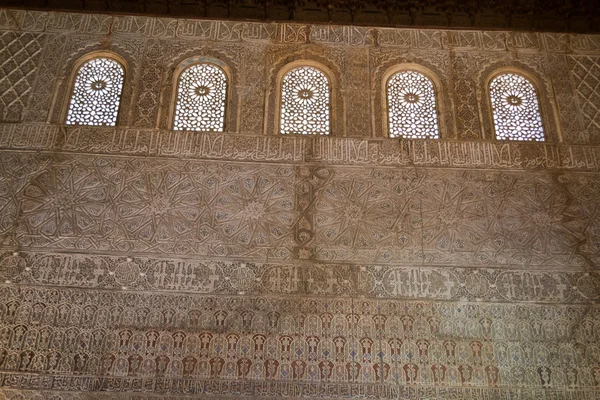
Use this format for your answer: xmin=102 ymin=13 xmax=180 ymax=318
xmin=280 ymin=66 xmax=330 ymax=135
xmin=489 ymin=73 xmax=545 ymax=141
xmin=173 ymin=62 xmax=227 ymax=131
xmin=386 ymin=70 xmax=439 ymax=139
xmin=66 ymin=57 xmax=125 ymax=126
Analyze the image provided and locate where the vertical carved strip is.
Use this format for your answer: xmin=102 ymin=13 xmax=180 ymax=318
xmin=346 ymin=48 xmax=371 ymax=137
xmin=570 ymin=55 xmax=600 ymax=143
xmin=547 ymin=54 xmax=585 ymax=143
xmin=239 ymin=44 xmax=266 ymax=133
xmin=132 ymin=39 xmax=166 ymax=128
xmin=450 ymin=52 xmax=481 ymax=139
xmin=294 ymin=165 xmax=315 ymax=261
xmin=293 ymin=163 xmax=333 ymax=261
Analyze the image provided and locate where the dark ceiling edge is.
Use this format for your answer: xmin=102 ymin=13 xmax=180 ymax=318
xmin=1 ymin=0 xmax=599 ymax=34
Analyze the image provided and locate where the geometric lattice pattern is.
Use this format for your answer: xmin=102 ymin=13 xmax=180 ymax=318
xmin=65 ymin=58 xmax=125 ymax=126
xmin=280 ymin=66 xmax=330 ymax=135
xmin=312 ymin=167 xmax=593 ymax=267
xmin=10 ymin=153 xmax=596 ymax=268
xmin=0 ymin=32 xmax=43 ymax=122
xmin=571 ymin=56 xmax=600 ymax=141
xmin=17 ymin=156 xmax=296 ymax=257
xmin=173 ymin=63 xmax=227 ymax=131
xmin=387 ymin=71 xmax=439 ymax=139
xmin=489 ymin=73 xmax=545 ymax=141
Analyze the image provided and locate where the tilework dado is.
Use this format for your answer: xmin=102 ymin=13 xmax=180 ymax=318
xmin=0 ymin=285 xmax=598 ymax=394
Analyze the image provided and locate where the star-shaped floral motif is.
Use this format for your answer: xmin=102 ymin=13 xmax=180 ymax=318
xmin=20 ymin=162 xmax=109 ymax=239
xmin=211 ymin=172 xmax=296 ymax=248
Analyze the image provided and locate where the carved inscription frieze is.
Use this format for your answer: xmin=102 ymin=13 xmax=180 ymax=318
xmin=3 ymin=125 xmax=600 ymax=170
xmin=0 ymin=251 xmax=598 ymax=303
xmin=2 ymin=9 xmax=600 ymax=54
xmin=0 ymin=386 xmax=599 ymax=399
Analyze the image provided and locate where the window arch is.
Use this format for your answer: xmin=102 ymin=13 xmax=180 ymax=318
xmin=489 ymin=72 xmax=545 ymax=141
xmin=173 ymin=62 xmax=228 ymax=132
xmin=279 ymin=65 xmax=331 ymax=135
xmin=66 ymin=56 xmax=125 ymax=126
xmin=386 ymin=69 xmax=440 ymax=139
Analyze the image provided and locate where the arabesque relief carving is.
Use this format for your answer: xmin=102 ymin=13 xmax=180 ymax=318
xmin=0 ymin=8 xmax=599 ymax=400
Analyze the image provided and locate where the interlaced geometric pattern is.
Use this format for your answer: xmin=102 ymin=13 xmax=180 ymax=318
xmin=489 ymin=73 xmax=545 ymax=141
xmin=173 ymin=63 xmax=227 ymax=131
xmin=570 ymin=56 xmax=600 ymax=140
xmin=0 ymin=32 xmax=43 ymax=122
xmin=387 ymin=70 xmax=439 ymax=139
xmin=280 ymin=66 xmax=330 ymax=135
xmin=65 ymin=58 xmax=125 ymax=126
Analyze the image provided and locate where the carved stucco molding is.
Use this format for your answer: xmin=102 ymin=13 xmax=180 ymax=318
xmin=0 ymin=250 xmax=599 ymax=303
xmin=1 ymin=148 xmax=598 ymax=266
xmin=0 ymin=385 xmax=599 ymax=399
xmin=0 ymin=9 xmax=598 ymax=51
xmin=0 ymin=9 xmax=600 ymax=53
xmin=2 ymin=124 xmax=600 ymax=171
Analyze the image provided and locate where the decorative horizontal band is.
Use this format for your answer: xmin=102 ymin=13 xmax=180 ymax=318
xmin=1 ymin=251 xmax=598 ymax=303
xmin=0 ymin=9 xmax=599 ymax=54
xmin=1 ymin=375 xmax=599 ymax=398
xmin=2 ymin=124 xmax=600 ymax=171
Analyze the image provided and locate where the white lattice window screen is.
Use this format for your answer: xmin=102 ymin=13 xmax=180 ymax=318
xmin=387 ymin=70 xmax=440 ymax=139
xmin=280 ymin=66 xmax=330 ymax=135
xmin=173 ymin=63 xmax=227 ymax=131
xmin=490 ymin=73 xmax=545 ymax=141
xmin=66 ymin=57 xmax=124 ymax=126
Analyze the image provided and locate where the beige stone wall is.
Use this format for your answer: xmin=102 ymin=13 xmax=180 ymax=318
xmin=0 ymin=8 xmax=599 ymax=399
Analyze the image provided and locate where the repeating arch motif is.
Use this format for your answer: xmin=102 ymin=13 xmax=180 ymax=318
xmin=173 ymin=62 xmax=228 ymax=132
xmin=279 ymin=66 xmax=331 ymax=135
xmin=59 ymin=54 xmax=554 ymax=142
xmin=65 ymin=57 xmax=125 ymax=126
xmin=386 ymin=70 xmax=440 ymax=139
xmin=489 ymin=73 xmax=545 ymax=141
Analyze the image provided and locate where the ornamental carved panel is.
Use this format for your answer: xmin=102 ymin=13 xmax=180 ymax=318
xmin=571 ymin=56 xmax=600 ymax=143
xmin=0 ymin=8 xmax=600 ymax=400
xmin=0 ymin=32 xmax=44 ymax=122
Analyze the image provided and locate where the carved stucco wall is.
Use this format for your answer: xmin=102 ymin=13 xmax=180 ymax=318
xmin=0 ymin=8 xmax=600 ymax=400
